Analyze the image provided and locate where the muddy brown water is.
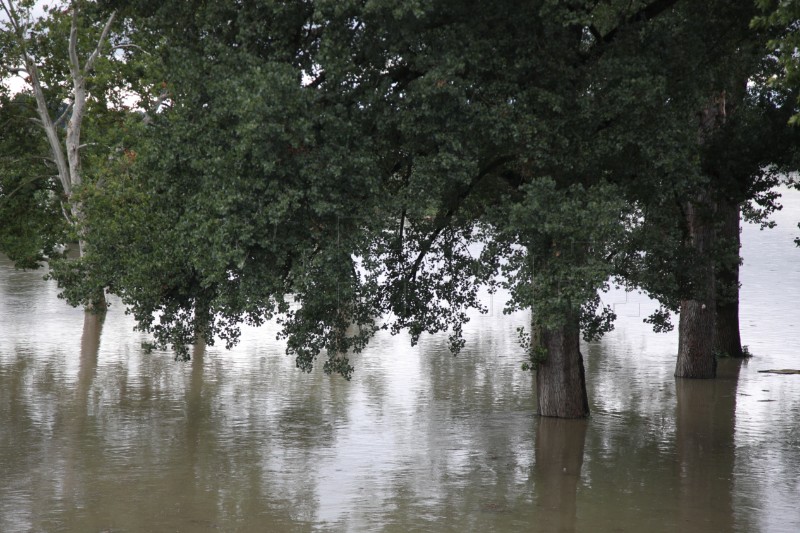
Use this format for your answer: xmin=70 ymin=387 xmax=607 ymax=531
xmin=2 ymin=190 xmax=800 ymax=532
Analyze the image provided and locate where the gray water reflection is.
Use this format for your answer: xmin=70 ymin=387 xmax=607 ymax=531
xmin=2 ymin=189 xmax=800 ymax=532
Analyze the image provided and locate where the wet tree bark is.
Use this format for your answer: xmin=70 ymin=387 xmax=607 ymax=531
xmin=535 ymin=311 xmax=590 ymax=418
xmin=676 ymin=199 xmax=717 ymax=378
xmin=676 ymin=89 xmax=728 ymax=378
xmin=714 ymin=201 xmax=744 ymax=358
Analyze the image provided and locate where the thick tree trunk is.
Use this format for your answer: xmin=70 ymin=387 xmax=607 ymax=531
xmin=714 ymin=201 xmax=744 ymax=358
xmin=676 ymin=199 xmax=716 ymax=378
xmin=535 ymin=311 xmax=589 ymax=418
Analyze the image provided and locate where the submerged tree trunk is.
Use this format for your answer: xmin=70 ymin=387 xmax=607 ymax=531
xmin=676 ymin=199 xmax=717 ymax=378
xmin=535 ymin=311 xmax=589 ymax=418
xmin=714 ymin=201 xmax=744 ymax=358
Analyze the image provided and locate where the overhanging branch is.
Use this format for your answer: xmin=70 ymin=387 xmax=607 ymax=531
xmin=54 ymin=99 xmax=74 ymax=127
xmin=404 ymin=155 xmax=513 ymax=283
xmin=591 ymin=0 xmax=681 ymax=48
xmin=84 ymin=10 xmax=117 ymax=75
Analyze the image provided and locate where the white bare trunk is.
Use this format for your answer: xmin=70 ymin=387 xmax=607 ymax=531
xmin=67 ymin=6 xmax=86 ymax=196
xmin=2 ymin=1 xmax=115 ymax=307
xmin=3 ymin=2 xmax=116 ymax=261
xmin=25 ymin=57 xmax=73 ymax=197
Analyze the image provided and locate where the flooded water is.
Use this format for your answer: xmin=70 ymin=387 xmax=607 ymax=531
xmin=2 ymin=190 xmax=800 ymax=533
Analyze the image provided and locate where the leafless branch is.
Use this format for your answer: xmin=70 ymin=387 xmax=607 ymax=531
xmin=68 ymin=5 xmax=81 ymax=80
xmin=54 ymin=99 xmax=74 ymax=127
xmin=143 ymin=89 xmax=170 ymax=124
xmin=112 ymin=43 xmax=147 ymax=53
xmin=0 ymin=0 xmax=25 ymax=36
xmin=84 ymin=10 xmax=117 ymax=75
xmin=24 ymin=52 xmax=72 ymax=194
xmin=60 ymin=201 xmax=73 ymax=225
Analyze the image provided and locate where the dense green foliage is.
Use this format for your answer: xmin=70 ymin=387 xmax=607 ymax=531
xmin=621 ymin=0 xmax=798 ymax=323
xmin=4 ymin=1 xmax=797 ymax=391
xmin=1 ymin=0 xmax=160 ymax=274
xmin=754 ymin=0 xmax=800 ymax=125
xmin=0 ymin=90 xmax=66 ymax=268
xmin=63 ymin=1 xmax=684 ymax=371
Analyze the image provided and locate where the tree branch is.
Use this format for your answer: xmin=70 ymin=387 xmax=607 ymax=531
xmin=0 ymin=174 xmax=47 ymax=205
xmin=84 ymin=10 xmax=117 ymax=75
xmin=142 ymin=89 xmax=170 ymax=124
xmin=60 ymin=201 xmax=73 ymax=225
xmin=54 ymin=99 xmax=74 ymax=127
xmin=68 ymin=5 xmax=81 ymax=81
xmin=305 ymin=70 xmax=326 ymax=89
xmin=0 ymin=0 xmax=25 ymax=36
xmin=587 ymin=24 xmax=603 ymax=43
xmin=111 ymin=42 xmax=147 ymax=53
xmin=2 ymin=66 xmax=29 ymax=76
xmin=403 ymin=155 xmax=513 ymax=283
xmin=591 ymin=0 xmax=681 ymax=47
xmin=23 ymin=51 xmax=72 ymax=195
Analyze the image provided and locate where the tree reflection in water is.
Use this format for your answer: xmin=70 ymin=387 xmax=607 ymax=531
xmin=534 ymin=417 xmax=588 ymax=532
xmin=676 ymin=358 xmax=742 ymax=533
xmin=3 ymin=230 xmax=800 ymax=532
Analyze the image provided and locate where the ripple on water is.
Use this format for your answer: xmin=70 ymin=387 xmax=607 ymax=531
xmin=2 ymin=189 xmax=800 ymax=532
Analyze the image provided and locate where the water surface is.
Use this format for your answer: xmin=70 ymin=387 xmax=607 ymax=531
xmin=1 ymin=190 xmax=799 ymax=532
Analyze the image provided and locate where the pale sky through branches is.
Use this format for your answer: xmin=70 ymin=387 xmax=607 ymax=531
xmin=1 ymin=0 xmax=64 ymax=94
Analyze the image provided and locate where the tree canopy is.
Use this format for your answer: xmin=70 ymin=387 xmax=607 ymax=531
xmin=5 ymin=0 xmax=798 ymax=418
xmin=0 ymin=89 xmax=67 ymax=268
xmin=754 ymin=0 xmax=800 ymax=125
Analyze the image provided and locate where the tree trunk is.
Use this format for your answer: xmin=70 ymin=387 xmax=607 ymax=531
xmin=676 ymin=199 xmax=716 ymax=378
xmin=15 ymin=4 xmax=115 ymax=311
xmin=714 ymin=201 xmax=744 ymax=358
xmin=535 ymin=311 xmax=590 ymax=418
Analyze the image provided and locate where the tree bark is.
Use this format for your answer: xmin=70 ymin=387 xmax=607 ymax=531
xmin=9 ymin=3 xmax=115 ymax=310
xmin=714 ymin=201 xmax=744 ymax=358
xmin=676 ymin=199 xmax=717 ymax=378
xmin=535 ymin=310 xmax=590 ymax=418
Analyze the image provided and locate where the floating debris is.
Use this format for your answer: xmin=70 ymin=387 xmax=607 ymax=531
xmin=757 ymin=369 xmax=800 ymax=375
